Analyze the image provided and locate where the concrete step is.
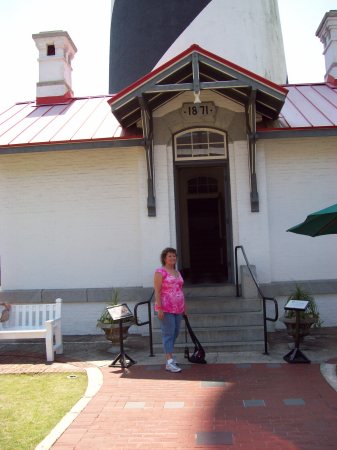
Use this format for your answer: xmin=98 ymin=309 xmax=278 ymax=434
xmin=151 ymin=287 xmax=265 ymax=352
xmin=153 ymin=311 xmax=263 ymax=328
xmin=184 ymin=284 xmax=237 ymax=298
xmin=153 ymin=325 xmax=264 ymax=344
xmin=153 ymin=340 xmax=265 ymax=353
xmin=184 ymin=297 xmax=262 ymax=313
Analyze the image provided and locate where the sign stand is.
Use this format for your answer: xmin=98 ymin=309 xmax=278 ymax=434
xmin=283 ymin=300 xmax=311 ymax=364
xmin=107 ymin=304 xmax=136 ymax=369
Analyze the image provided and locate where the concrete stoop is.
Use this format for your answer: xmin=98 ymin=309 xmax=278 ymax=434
xmin=153 ymin=285 xmax=265 ymax=353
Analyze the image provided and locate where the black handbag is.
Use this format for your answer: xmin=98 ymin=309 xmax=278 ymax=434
xmin=183 ymin=314 xmax=207 ymax=364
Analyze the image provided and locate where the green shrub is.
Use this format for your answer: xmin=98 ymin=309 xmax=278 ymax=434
xmin=284 ymin=284 xmax=322 ymax=327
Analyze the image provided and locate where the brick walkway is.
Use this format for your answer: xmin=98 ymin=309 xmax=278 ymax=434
xmin=51 ymin=362 xmax=337 ymax=450
xmin=0 ymin=351 xmax=91 ymax=373
xmin=1 ymin=330 xmax=337 ymax=449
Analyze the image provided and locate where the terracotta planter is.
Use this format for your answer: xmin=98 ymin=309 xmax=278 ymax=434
xmin=97 ymin=321 xmax=134 ymax=344
xmin=281 ymin=316 xmax=317 ymax=341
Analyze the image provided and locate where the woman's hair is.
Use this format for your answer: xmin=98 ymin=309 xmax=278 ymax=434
xmin=160 ymin=247 xmax=177 ymax=266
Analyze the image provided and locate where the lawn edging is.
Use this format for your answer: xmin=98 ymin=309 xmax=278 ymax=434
xmin=35 ymin=367 xmax=103 ymax=450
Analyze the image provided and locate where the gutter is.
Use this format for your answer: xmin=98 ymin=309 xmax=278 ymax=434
xmin=0 ymin=138 xmax=145 ymax=155
xmin=256 ymin=127 xmax=337 ymax=139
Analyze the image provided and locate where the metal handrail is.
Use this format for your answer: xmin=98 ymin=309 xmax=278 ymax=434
xmin=133 ymin=291 xmax=154 ymax=357
xmin=234 ymin=245 xmax=278 ymax=355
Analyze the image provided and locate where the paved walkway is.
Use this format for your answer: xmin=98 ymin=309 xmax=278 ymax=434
xmin=53 ymin=363 xmax=337 ymax=450
xmin=1 ymin=328 xmax=337 ymax=449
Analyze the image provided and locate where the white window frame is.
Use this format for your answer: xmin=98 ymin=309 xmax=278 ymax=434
xmin=174 ymin=128 xmax=227 ymax=161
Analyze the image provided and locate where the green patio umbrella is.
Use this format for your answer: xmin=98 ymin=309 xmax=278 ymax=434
xmin=287 ymin=203 xmax=337 ymax=237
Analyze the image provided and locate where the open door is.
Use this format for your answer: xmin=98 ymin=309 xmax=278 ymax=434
xmin=188 ymin=196 xmax=227 ymax=282
xmin=177 ymin=166 xmax=229 ymax=284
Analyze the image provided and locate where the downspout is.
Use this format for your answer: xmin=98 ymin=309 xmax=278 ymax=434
xmin=245 ymin=89 xmax=259 ymax=212
xmin=138 ymin=95 xmax=156 ymax=217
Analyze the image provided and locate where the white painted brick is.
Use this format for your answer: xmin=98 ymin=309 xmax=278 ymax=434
xmin=138 ymin=144 xmax=175 ymax=287
xmin=0 ymin=133 xmax=336 ymax=295
xmin=0 ymin=148 xmax=148 ymax=289
xmin=62 ymin=300 xmax=148 ymax=335
xmin=264 ymin=138 xmax=337 ymax=281
xmin=229 ymin=141 xmax=272 ymax=282
xmin=229 ymin=137 xmax=337 ymax=284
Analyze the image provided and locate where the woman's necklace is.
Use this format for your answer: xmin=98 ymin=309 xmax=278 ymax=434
xmin=164 ymin=266 xmax=179 ymax=278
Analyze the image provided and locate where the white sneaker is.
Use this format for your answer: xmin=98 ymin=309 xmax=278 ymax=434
xmin=165 ymin=359 xmax=182 ymax=373
xmin=172 ymin=356 xmax=179 ymax=366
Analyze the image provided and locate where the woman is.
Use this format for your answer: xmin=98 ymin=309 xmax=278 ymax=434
xmin=154 ymin=247 xmax=185 ymax=373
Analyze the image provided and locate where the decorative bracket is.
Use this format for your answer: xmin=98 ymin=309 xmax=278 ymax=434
xmin=245 ymin=89 xmax=259 ymax=212
xmin=192 ymin=52 xmax=200 ymax=101
xmin=138 ymin=96 xmax=156 ymax=217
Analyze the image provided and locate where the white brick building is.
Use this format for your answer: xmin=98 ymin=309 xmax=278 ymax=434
xmin=0 ymin=9 xmax=336 ymax=335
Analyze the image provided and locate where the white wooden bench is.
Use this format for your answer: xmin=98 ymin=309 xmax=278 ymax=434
xmin=0 ymin=298 xmax=63 ymax=362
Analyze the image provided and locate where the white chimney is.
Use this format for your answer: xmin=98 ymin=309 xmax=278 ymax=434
xmin=32 ymin=30 xmax=77 ymax=105
xmin=316 ymin=10 xmax=337 ymax=86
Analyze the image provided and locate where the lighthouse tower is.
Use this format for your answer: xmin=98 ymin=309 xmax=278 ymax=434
xmin=109 ymin=0 xmax=287 ymax=93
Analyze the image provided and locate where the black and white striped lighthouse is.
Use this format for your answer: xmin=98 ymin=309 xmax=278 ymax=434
xmin=109 ymin=0 xmax=287 ymax=93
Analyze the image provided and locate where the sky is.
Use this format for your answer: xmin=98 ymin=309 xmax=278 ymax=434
xmin=0 ymin=0 xmax=336 ymax=111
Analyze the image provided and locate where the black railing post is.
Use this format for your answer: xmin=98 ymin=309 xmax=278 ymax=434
xmin=262 ymin=294 xmax=268 ymax=355
xmin=133 ymin=292 xmax=154 ymax=357
xmin=235 ymin=246 xmax=240 ymax=297
xmin=147 ymin=298 xmax=154 ymax=357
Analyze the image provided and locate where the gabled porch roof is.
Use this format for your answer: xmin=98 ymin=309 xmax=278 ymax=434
xmin=108 ymin=44 xmax=288 ymax=128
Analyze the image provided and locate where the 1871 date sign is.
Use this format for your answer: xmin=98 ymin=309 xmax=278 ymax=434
xmin=181 ymin=102 xmax=216 ymax=121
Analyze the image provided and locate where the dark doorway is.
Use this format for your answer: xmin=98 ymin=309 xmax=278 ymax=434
xmin=176 ymin=166 xmax=230 ymax=284
xmin=188 ymin=197 xmax=227 ymax=283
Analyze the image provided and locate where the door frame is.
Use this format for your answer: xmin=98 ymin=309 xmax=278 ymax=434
xmin=174 ymin=159 xmax=234 ymax=284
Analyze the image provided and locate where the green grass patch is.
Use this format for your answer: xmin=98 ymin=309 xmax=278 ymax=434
xmin=0 ymin=372 xmax=87 ymax=450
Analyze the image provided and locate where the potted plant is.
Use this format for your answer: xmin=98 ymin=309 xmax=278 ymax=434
xmin=281 ymin=285 xmax=321 ymax=340
xmin=96 ymin=290 xmax=135 ymax=344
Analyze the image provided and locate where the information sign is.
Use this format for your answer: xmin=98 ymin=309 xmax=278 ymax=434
xmin=107 ymin=303 xmax=133 ymax=321
xmin=284 ymin=300 xmax=309 ymax=311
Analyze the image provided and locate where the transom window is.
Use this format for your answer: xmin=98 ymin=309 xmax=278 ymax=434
xmin=188 ymin=177 xmax=218 ymax=194
xmin=175 ymin=129 xmax=227 ymax=160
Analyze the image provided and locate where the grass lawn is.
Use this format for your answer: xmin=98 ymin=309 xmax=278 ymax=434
xmin=0 ymin=372 xmax=87 ymax=450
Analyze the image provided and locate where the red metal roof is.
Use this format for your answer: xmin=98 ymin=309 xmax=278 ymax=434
xmin=0 ymin=83 xmax=336 ymax=152
xmin=0 ymin=95 xmax=142 ymax=149
xmin=258 ymin=83 xmax=337 ymax=132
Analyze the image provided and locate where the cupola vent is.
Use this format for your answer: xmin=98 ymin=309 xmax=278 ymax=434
xmin=32 ymin=30 xmax=77 ymax=104
xmin=316 ymin=10 xmax=337 ymax=86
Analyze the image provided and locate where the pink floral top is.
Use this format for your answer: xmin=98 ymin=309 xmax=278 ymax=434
xmin=155 ymin=268 xmax=185 ymax=314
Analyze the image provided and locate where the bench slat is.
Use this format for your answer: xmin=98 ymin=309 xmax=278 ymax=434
xmin=28 ymin=305 xmax=34 ymax=327
xmin=13 ymin=306 xmax=20 ymax=327
xmin=21 ymin=305 xmax=26 ymax=327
